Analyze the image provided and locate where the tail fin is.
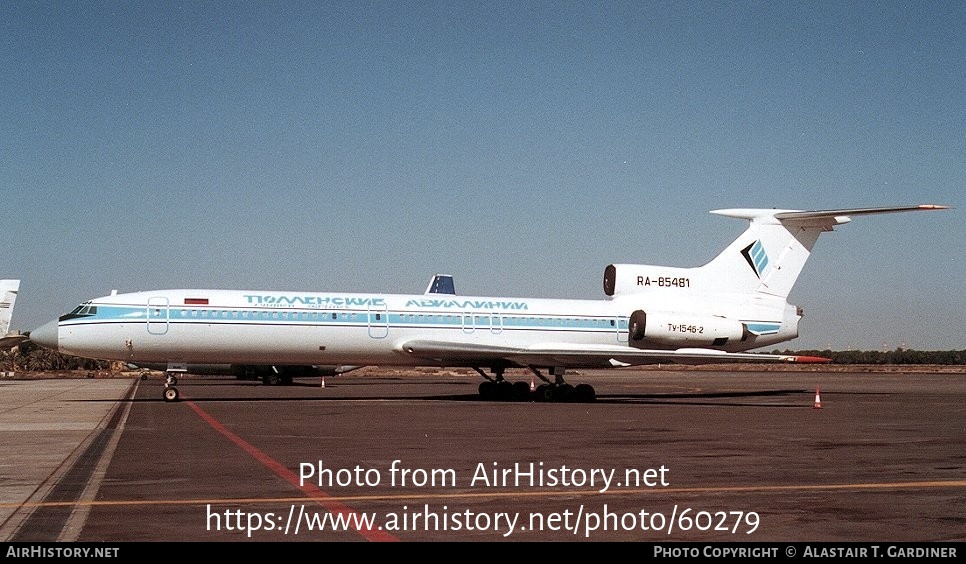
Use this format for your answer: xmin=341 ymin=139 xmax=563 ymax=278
xmin=604 ymin=205 xmax=949 ymax=299
xmin=0 ymin=279 xmax=21 ymax=335
xmin=425 ymin=273 xmax=456 ymax=295
xmin=704 ymin=205 xmax=949 ymax=299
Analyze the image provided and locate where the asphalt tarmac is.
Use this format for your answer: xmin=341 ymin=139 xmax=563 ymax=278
xmin=1 ymin=367 xmax=963 ymax=542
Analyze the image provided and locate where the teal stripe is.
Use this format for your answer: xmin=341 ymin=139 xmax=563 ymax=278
xmin=66 ymin=304 xmax=627 ymax=332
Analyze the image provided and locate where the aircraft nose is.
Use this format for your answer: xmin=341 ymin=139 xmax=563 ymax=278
xmin=30 ymin=320 xmax=60 ymax=351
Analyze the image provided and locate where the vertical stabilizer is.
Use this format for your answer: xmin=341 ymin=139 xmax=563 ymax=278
xmin=0 ymin=280 xmax=21 ymax=335
xmin=603 ymin=205 xmax=948 ymax=299
xmin=425 ymin=274 xmax=456 ymax=295
xmin=705 ymin=205 xmax=949 ymax=299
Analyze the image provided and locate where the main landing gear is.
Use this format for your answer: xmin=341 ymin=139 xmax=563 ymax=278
xmin=162 ymin=372 xmax=180 ymax=402
xmin=473 ymin=366 xmax=595 ymax=403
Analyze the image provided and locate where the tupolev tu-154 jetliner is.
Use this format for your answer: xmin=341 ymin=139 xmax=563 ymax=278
xmin=29 ymin=204 xmax=948 ymax=402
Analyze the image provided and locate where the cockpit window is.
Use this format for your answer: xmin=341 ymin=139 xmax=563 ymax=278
xmin=59 ymin=303 xmax=98 ymax=321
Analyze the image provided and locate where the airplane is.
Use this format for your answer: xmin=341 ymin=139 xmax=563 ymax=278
xmin=124 ymin=274 xmax=458 ymax=385
xmin=425 ymin=273 xmax=456 ymax=295
xmin=28 ymin=204 xmax=949 ymax=402
xmin=0 ymin=280 xmax=28 ymax=350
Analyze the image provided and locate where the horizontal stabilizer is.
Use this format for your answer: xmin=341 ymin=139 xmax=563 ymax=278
xmin=773 ymin=204 xmax=950 ymax=222
xmin=711 ymin=204 xmax=950 ymax=225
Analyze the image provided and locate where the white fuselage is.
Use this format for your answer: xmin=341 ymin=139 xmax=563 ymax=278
xmin=40 ymin=287 xmax=798 ymax=369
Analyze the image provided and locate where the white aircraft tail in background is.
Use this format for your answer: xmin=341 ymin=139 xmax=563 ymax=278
xmin=28 ymin=204 xmax=949 ymax=402
xmin=425 ymin=273 xmax=456 ymax=295
xmin=0 ymin=280 xmax=28 ymax=350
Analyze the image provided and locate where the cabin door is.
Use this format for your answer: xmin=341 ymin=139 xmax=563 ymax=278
xmin=367 ymin=303 xmax=389 ymax=338
xmin=147 ymin=296 xmax=170 ymax=335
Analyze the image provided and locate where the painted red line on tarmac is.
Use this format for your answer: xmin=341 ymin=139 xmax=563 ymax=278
xmin=185 ymin=400 xmax=398 ymax=542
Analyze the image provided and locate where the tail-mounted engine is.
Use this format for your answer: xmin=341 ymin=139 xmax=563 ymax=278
xmin=628 ymin=310 xmax=748 ymax=348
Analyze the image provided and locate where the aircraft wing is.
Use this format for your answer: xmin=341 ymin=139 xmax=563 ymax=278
xmin=397 ymin=340 xmax=830 ymax=367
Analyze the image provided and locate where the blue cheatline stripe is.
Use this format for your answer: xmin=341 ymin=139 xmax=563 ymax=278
xmin=63 ymin=304 xmax=630 ymax=333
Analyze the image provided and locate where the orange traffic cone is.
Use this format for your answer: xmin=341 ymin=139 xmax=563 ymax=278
xmin=530 ymin=375 xmax=536 ymax=392
xmin=320 ymin=375 xmax=326 ymax=389
xmin=813 ymin=387 xmax=822 ymax=409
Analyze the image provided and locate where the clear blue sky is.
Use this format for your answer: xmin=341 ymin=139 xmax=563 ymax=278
xmin=2 ymin=1 xmax=962 ymax=351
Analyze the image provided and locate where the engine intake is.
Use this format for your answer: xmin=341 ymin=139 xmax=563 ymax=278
xmin=604 ymin=264 xmax=696 ymax=296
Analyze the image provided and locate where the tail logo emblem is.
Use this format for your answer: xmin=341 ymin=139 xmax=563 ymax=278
xmin=741 ymin=240 xmax=770 ymax=278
